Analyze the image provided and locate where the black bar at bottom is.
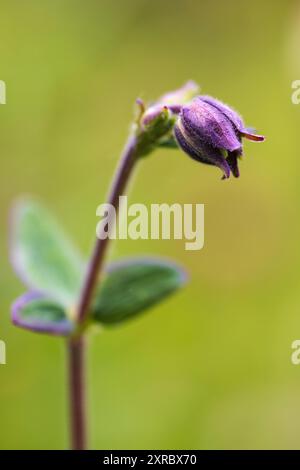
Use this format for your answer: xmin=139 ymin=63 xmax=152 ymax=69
xmin=0 ymin=450 xmax=297 ymax=465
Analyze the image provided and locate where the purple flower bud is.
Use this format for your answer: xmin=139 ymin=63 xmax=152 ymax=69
xmin=174 ymin=95 xmax=264 ymax=179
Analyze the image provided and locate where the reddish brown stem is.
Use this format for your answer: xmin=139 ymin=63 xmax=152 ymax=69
xmin=68 ymin=337 xmax=87 ymax=450
xmin=67 ymin=134 xmax=138 ymax=450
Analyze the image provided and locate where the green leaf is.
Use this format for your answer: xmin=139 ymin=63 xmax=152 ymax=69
xmin=92 ymin=257 xmax=187 ymax=325
xmin=11 ymin=199 xmax=84 ymax=307
xmin=12 ymin=292 xmax=74 ymax=336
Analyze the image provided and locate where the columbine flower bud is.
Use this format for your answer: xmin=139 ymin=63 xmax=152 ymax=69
xmin=174 ymin=95 xmax=264 ymax=179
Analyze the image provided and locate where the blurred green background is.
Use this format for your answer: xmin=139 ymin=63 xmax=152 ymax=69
xmin=1 ymin=0 xmax=300 ymax=450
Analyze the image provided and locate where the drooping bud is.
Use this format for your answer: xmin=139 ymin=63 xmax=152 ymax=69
xmin=174 ymin=95 xmax=264 ymax=179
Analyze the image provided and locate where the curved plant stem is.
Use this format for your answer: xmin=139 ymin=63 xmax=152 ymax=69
xmin=77 ymin=134 xmax=138 ymax=324
xmin=67 ymin=134 xmax=138 ymax=450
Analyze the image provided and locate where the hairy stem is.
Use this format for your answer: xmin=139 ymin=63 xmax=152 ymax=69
xmin=67 ymin=134 xmax=138 ymax=450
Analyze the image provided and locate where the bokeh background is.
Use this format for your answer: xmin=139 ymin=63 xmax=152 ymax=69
xmin=1 ymin=0 xmax=300 ymax=450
